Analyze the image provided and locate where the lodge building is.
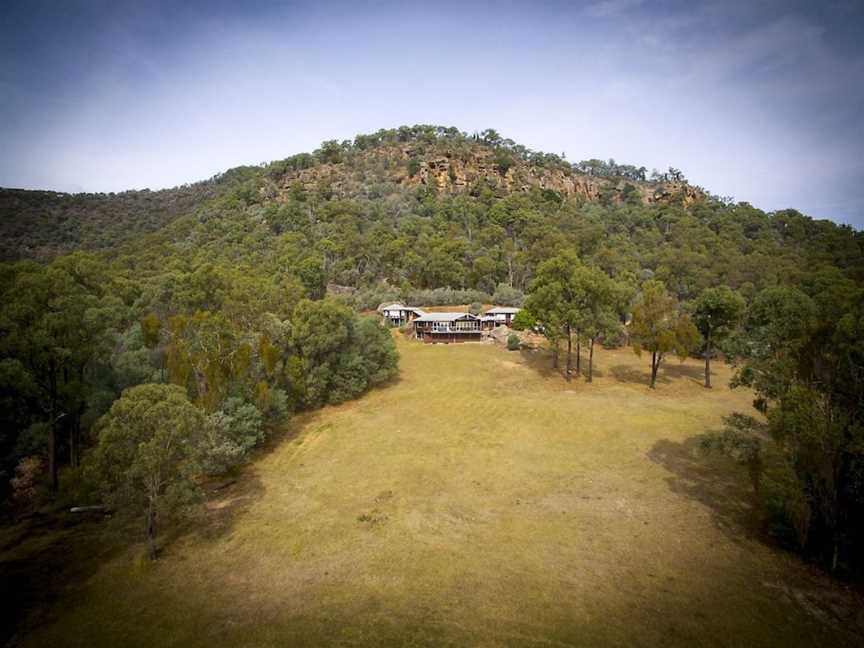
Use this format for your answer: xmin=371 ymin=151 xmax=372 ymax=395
xmin=378 ymin=303 xmax=521 ymax=344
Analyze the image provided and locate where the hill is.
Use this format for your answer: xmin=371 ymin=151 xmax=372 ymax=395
xmin=0 ymin=166 xmax=258 ymax=261
xmin=0 ymin=125 xmax=735 ymax=264
xmin=2 ymin=126 xmax=861 ymax=306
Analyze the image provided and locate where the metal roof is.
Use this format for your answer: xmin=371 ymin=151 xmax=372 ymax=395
xmin=485 ymin=306 xmax=521 ymax=314
xmin=413 ymin=312 xmax=480 ymax=323
xmin=380 ymin=303 xmax=425 ymax=314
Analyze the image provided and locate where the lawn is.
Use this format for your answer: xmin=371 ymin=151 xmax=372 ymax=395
xmin=6 ymin=336 xmax=864 ymax=647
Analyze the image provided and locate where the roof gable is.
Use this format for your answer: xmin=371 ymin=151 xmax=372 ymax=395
xmin=414 ymin=312 xmax=480 ymax=323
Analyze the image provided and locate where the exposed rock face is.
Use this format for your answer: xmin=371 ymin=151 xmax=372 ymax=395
xmin=275 ymin=143 xmax=703 ymax=208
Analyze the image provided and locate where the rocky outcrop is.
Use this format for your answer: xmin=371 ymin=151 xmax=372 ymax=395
xmin=275 ymin=143 xmax=703 ymax=208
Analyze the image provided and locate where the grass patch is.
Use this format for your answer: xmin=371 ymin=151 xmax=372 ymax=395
xmin=4 ymin=338 xmax=863 ymax=646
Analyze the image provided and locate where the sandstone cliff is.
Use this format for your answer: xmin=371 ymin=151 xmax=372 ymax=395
xmin=274 ymin=143 xmax=702 ymax=207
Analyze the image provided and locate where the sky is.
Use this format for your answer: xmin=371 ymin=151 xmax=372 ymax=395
xmin=1 ymin=0 xmax=863 ymax=227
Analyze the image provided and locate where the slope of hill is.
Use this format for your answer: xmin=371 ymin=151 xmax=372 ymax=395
xmin=0 ymin=126 xmax=703 ymax=263
xmin=0 ymin=166 xmax=259 ymax=260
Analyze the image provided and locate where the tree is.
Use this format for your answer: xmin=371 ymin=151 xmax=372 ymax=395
xmin=166 ymin=311 xmax=252 ymax=411
xmin=706 ymin=291 xmax=864 ymax=572
xmin=730 ymin=287 xmax=816 ymax=405
xmin=630 ymin=280 xmax=701 ymax=388
xmin=91 ymin=384 xmax=204 ymax=560
xmin=291 ymin=299 xmax=397 ymax=408
xmin=297 ymin=256 xmax=327 ymax=300
xmin=198 ymin=397 xmax=264 ymax=475
xmin=573 ymin=267 xmax=628 ymax=382
xmin=492 ymin=282 xmax=524 ymax=307
xmin=511 ymin=308 xmax=536 ymax=331
xmin=0 ymin=254 xmax=125 ymax=491
xmin=527 ymin=255 xmax=580 ymax=375
xmin=692 ymin=286 xmax=745 ymax=388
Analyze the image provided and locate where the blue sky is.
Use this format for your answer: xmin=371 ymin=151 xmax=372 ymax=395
xmin=1 ymin=0 xmax=863 ymax=227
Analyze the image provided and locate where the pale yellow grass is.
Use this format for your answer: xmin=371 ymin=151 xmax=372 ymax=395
xmin=11 ymin=338 xmax=864 ymax=647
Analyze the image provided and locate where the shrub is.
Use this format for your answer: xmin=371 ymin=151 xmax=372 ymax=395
xmin=468 ymin=301 xmax=483 ymax=315
xmin=507 ymin=333 xmax=521 ymax=351
xmin=403 ymin=287 xmax=492 ymax=307
xmin=492 ymin=283 xmax=524 ymax=307
xmin=511 ymin=308 xmax=535 ymax=331
xmin=10 ymin=456 xmax=44 ymax=506
xmin=198 ymin=398 xmax=264 ymax=475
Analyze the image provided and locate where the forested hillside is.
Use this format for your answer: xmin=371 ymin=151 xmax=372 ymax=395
xmin=2 ymin=124 xmax=863 ymax=577
xmin=0 ymin=166 xmax=258 ymax=260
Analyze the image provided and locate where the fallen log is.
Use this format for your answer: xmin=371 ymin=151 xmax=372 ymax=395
xmin=210 ymin=479 xmax=237 ymax=493
xmin=69 ymin=505 xmax=109 ymax=514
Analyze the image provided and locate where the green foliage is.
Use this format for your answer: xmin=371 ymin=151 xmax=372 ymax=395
xmin=292 ymin=300 xmax=398 ymax=408
xmin=140 ymin=313 xmax=161 ymax=349
xmin=297 ymin=256 xmax=327 ymax=300
xmin=507 ymin=333 xmax=521 ymax=351
xmin=708 ymin=282 xmax=864 ymax=575
xmin=729 ymin=286 xmax=816 ymax=403
xmin=701 ymin=413 xmax=767 ymax=493
xmin=491 ymin=283 xmax=524 ymax=307
xmin=90 ymin=384 xmax=205 ymax=559
xmin=511 ymin=308 xmax=536 ymax=331
xmin=0 ymin=253 xmax=129 ymax=488
xmin=692 ymin=286 xmax=746 ymax=387
xmin=199 ymin=397 xmax=264 ymax=475
xmin=630 ymin=280 xmax=701 ymax=388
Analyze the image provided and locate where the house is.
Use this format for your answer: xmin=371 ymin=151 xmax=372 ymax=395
xmin=413 ymin=312 xmax=482 ymax=343
xmin=378 ymin=303 xmax=426 ymax=327
xmin=483 ymin=306 xmax=521 ymax=328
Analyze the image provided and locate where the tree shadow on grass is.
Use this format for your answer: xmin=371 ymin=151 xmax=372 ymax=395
xmin=1 ymin=376 xmax=407 ymax=643
xmin=648 ymin=435 xmax=761 ymax=543
xmin=662 ymin=362 xmax=705 ymax=384
xmin=610 ymin=361 xmax=704 ymax=387
xmin=610 ymin=364 xmax=661 ymax=386
xmin=518 ymin=346 xmax=567 ymax=380
xmin=0 ymin=509 xmax=132 ymax=645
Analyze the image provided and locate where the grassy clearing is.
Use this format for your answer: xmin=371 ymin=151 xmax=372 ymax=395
xmin=6 ymin=338 xmax=864 ymax=647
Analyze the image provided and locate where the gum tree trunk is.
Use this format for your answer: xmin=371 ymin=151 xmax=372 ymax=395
xmin=649 ymin=351 xmax=660 ymax=389
xmin=587 ymin=338 xmax=595 ymax=383
xmin=146 ymin=498 xmax=158 ymax=561
xmin=575 ymin=333 xmax=581 ymax=376
xmin=704 ymin=331 xmax=712 ymax=388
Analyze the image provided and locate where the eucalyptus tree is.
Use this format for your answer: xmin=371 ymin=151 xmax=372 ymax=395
xmin=630 ymin=280 xmax=701 ymax=389
xmin=91 ymin=384 xmax=204 ymax=560
xmin=527 ymin=253 xmax=582 ymax=379
xmin=0 ymin=254 xmax=126 ymax=491
xmin=692 ymin=286 xmax=746 ymax=388
xmin=574 ymin=267 xmax=630 ymax=382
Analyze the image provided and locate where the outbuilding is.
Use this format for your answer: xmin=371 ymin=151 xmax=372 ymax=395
xmin=483 ymin=306 xmax=521 ymax=328
xmin=378 ymin=303 xmax=426 ymax=327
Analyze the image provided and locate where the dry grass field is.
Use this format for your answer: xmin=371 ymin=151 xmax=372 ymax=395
xmin=5 ymin=335 xmax=864 ymax=647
